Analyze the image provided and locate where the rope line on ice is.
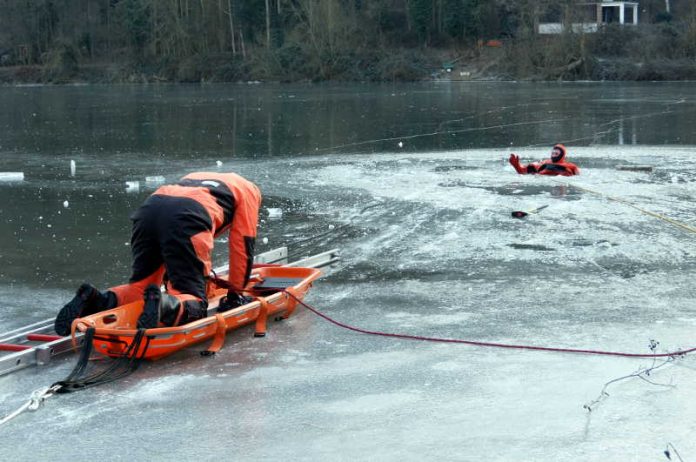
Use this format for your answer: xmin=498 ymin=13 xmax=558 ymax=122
xmin=0 ymin=328 xmax=149 ymax=426
xmin=311 ymin=117 xmax=567 ymax=153
xmin=306 ymin=97 xmax=687 ymax=154
xmin=552 ymin=179 xmax=696 ymax=235
xmin=285 ymin=291 xmax=696 ymax=359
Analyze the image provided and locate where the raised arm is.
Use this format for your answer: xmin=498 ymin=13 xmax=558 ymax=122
xmin=509 ymin=154 xmax=540 ymax=174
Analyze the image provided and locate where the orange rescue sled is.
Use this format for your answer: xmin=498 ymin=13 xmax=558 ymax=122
xmin=71 ymin=265 xmax=321 ymax=360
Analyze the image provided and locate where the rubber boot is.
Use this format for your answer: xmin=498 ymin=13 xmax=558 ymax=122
xmin=55 ymin=284 xmax=116 ymax=336
xmin=178 ymin=300 xmax=208 ymax=325
xmin=137 ymin=285 xmax=209 ymax=329
xmin=218 ymin=293 xmax=253 ymax=312
xmin=137 ymin=285 xmax=169 ymax=329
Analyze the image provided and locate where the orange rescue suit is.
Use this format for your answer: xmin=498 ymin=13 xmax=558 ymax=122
xmin=509 ymin=144 xmax=580 ymax=176
xmin=109 ymin=172 xmax=261 ymax=307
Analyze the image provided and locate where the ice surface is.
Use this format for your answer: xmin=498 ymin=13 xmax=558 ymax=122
xmin=2 ymin=146 xmax=696 ymax=461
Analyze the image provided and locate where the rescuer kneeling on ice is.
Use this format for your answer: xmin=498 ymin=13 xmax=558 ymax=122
xmin=54 ymin=171 xmax=261 ymax=335
xmin=509 ymin=144 xmax=580 ymax=176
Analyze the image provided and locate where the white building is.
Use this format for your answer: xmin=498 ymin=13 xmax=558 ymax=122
xmin=538 ymin=1 xmax=639 ymax=34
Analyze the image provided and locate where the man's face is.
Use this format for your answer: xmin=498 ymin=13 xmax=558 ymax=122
xmin=551 ymin=148 xmax=563 ymax=162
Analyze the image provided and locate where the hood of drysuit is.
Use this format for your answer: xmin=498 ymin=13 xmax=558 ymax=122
xmin=551 ymin=144 xmax=567 ymax=163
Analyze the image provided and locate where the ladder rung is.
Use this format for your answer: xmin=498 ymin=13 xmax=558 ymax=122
xmin=27 ymin=334 xmax=62 ymax=342
xmin=0 ymin=343 xmax=32 ymax=352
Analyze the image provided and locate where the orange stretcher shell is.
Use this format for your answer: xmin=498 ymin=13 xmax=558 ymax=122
xmin=71 ymin=266 xmax=321 ymax=360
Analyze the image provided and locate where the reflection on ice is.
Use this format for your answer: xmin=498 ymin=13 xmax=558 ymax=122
xmin=0 ymin=172 xmax=24 ymax=182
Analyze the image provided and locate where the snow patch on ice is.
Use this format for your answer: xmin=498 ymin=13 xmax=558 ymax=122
xmin=121 ymin=374 xmax=203 ymax=402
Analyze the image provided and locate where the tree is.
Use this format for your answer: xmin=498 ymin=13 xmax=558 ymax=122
xmin=408 ymin=0 xmax=432 ymax=44
xmin=113 ymin=0 xmax=151 ymax=59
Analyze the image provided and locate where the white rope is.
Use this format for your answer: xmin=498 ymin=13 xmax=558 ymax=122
xmin=0 ymin=384 xmax=61 ymax=426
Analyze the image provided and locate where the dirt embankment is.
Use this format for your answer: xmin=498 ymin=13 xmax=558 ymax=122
xmin=2 ymin=47 xmax=696 ymax=84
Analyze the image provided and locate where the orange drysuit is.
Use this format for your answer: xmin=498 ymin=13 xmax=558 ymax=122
xmin=109 ymin=172 xmax=261 ymax=317
xmin=509 ymin=144 xmax=580 ymax=176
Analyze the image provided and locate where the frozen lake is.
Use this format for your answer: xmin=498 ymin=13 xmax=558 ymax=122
xmin=1 ymin=83 xmax=696 ymax=461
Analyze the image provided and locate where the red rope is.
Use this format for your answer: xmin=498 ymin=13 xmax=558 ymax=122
xmin=285 ymin=292 xmax=696 ymax=359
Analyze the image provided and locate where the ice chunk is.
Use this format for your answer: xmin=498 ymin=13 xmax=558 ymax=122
xmin=145 ymin=175 xmax=165 ymax=184
xmin=63 ymin=200 xmax=69 ymax=208
xmin=0 ymin=172 xmax=24 ymax=182
xmin=267 ymin=208 xmax=283 ymax=219
xmin=216 ymin=160 xmax=223 ymax=167
xmin=262 ymin=237 xmax=269 ymax=244
xmin=125 ymin=181 xmax=140 ymax=192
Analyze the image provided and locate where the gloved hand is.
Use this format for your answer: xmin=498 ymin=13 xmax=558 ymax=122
xmin=217 ymin=292 xmax=253 ymax=312
xmin=509 ymin=153 xmax=525 ymax=174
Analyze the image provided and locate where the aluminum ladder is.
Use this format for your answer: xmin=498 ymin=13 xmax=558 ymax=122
xmin=0 ymin=247 xmax=340 ymax=376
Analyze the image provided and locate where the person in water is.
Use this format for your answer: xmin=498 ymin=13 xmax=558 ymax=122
xmin=54 ymin=171 xmax=262 ymax=335
xmin=509 ymin=144 xmax=579 ymax=176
